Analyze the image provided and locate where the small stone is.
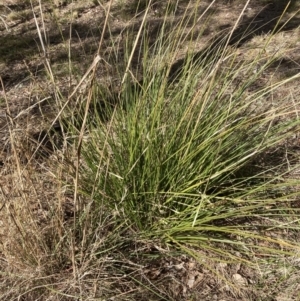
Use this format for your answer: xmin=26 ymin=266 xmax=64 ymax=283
xmin=232 ymin=273 xmax=247 ymax=286
xmin=187 ymin=274 xmax=195 ymax=288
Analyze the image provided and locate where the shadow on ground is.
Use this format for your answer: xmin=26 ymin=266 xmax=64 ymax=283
xmin=4 ymin=0 xmax=299 ymax=89
xmin=169 ymin=1 xmax=300 ymax=80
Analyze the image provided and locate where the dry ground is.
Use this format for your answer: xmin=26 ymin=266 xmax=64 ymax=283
xmin=1 ymin=0 xmax=300 ymax=300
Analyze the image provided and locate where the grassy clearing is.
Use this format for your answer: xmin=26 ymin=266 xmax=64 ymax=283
xmin=1 ymin=0 xmax=300 ymax=300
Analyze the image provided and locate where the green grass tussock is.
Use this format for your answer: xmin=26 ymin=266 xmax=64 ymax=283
xmin=79 ymin=9 xmax=300 ymax=265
